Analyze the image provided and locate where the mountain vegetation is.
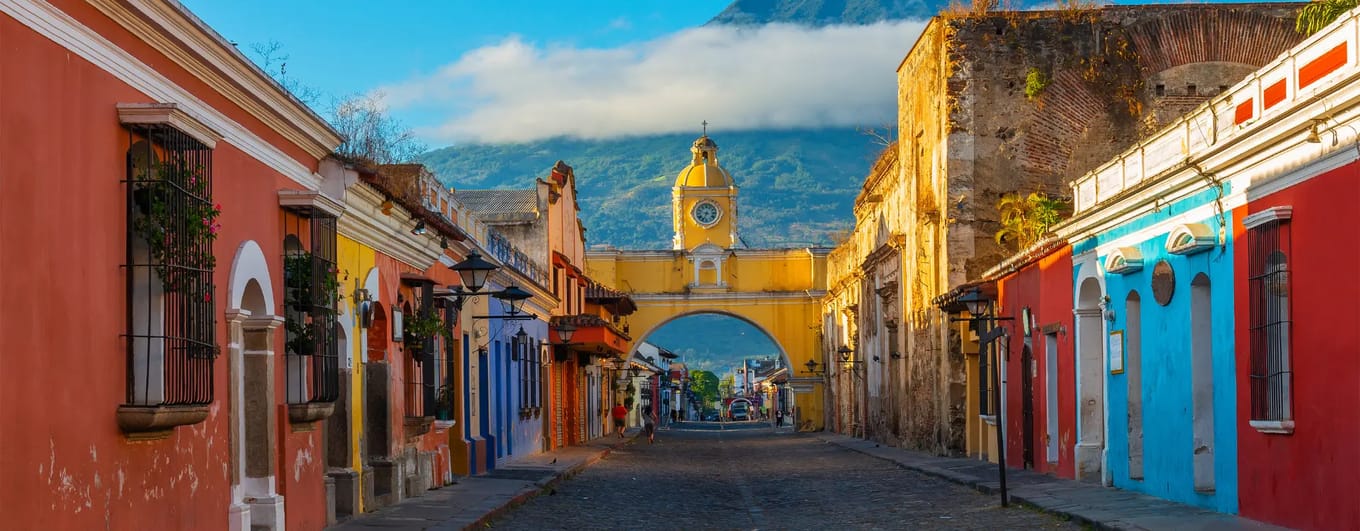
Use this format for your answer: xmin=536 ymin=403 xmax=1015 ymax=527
xmin=708 ymin=0 xmax=947 ymax=26
xmin=420 ymin=128 xmax=885 ymax=249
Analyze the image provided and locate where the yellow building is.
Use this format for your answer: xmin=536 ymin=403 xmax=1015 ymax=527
xmin=586 ymin=134 xmax=829 ymax=430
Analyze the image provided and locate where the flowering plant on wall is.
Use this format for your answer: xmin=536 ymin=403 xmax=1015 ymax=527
xmin=131 ymin=158 xmax=221 ymax=293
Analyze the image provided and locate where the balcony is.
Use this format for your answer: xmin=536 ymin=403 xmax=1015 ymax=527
xmin=550 ymin=314 xmax=630 ymax=358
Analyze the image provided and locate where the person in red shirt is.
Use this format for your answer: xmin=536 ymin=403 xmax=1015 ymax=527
xmin=611 ymin=403 xmax=628 ymax=438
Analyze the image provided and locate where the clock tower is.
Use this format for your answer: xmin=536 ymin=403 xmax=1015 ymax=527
xmin=672 ymin=133 xmax=738 ymax=250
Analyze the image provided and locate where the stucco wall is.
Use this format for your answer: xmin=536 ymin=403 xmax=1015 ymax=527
xmin=1234 ymin=162 xmax=1360 ymax=530
xmin=1095 ymin=205 xmax=1239 ymax=513
xmin=998 ymin=247 xmax=1076 ymax=479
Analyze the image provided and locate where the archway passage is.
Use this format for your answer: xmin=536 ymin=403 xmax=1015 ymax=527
xmin=639 ymin=313 xmax=790 ymax=425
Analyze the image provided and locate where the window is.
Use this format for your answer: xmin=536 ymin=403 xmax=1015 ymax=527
xmin=1247 ymin=212 xmax=1292 ymax=429
xmin=517 ymin=333 xmax=529 ymax=413
xmin=529 ymin=339 xmax=544 ymax=410
xmin=399 ymin=281 xmax=439 ymax=419
xmin=282 ymin=208 xmax=340 ymax=406
xmin=436 ymin=302 xmax=456 ymax=421
xmin=124 ymin=125 xmax=217 ymax=408
xmin=978 ymin=323 xmax=995 ymax=417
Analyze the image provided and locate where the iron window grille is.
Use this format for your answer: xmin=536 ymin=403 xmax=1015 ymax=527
xmin=977 ymin=325 xmax=995 ymax=417
xmin=282 ymin=209 xmax=340 ymax=404
xmin=435 ymin=302 xmax=457 ymax=421
xmin=1248 ymin=219 xmax=1292 ymax=422
xmin=402 ymin=281 xmax=440 ymax=419
xmin=123 ymin=125 xmax=218 ymax=407
xmin=517 ymin=333 xmax=529 ymax=414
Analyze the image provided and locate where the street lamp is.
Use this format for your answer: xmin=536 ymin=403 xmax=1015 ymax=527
xmin=804 ymin=359 xmax=824 ymax=376
xmin=552 ymin=321 xmax=577 ymax=344
xmin=950 ymin=286 xmax=1014 ymax=507
xmin=443 ymin=251 xmax=533 ymax=322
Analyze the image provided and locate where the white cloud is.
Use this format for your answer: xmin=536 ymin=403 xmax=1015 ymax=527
xmin=377 ymin=21 xmax=927 ymax=144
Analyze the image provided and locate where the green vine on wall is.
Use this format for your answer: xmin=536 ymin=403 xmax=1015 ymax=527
xmin=1024 ymin=67 xmax=1050 ymax=100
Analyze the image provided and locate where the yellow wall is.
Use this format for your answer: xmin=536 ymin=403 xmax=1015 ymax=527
xmin=586 ymin=249 xmax=828 ymax=430
xmin=336 ymin=234 xmax=376 ymax=512
xmin=675 ymin=194 xmax=735 ymax=250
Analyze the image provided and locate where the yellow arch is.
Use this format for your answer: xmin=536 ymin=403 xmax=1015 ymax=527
xmin=586 ymin=247 xmax=829 ymax=430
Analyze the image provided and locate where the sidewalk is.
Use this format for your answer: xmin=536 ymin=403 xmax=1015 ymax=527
xmin=328 ymin=430 xmax=639 ymax=531
xmin=817 ymin=433 xmax=1287 ymax=531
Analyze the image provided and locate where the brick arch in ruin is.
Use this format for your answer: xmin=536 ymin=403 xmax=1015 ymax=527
xmin=1020 ymin=10 xmax=1303 ymax=181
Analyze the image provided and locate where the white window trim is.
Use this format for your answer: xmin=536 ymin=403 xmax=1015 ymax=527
xmin=1249 ymin=419 xmax=1295 ymax=435
xmin=1242 ymin=206 xmax=1293 ymax=229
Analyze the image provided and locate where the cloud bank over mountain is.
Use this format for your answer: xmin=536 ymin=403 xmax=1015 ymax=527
xmin=379 ymin=20 xmax=925 ymax=143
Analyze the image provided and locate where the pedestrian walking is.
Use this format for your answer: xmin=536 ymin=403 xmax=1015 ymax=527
xmin=776 ymin=408 xmax=784 ymax=427
xmin=644 ymin=412 xmax=657 ymax=444
xmin=611 ymin=403 xmax=628 ymax=438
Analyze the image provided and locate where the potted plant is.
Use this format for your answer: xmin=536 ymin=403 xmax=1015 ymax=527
xmin=283 ymin=251 xmax=340 ymax=356
xmin=435 ymin=384 xmax=454 ymax=421
xmin=130 ymin=157 xmax=222 ymax=293
xmin=403 ymin=309 xmax=447 ymax=359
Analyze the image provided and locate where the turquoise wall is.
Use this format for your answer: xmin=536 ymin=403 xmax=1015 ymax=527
xmin=1086 ymin=189 xmax=1239 ymax=513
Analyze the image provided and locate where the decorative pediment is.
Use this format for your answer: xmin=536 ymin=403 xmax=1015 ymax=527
xmin=1165 ymin=223 xmax=1216 ymax=255
xmin=688 ymin=242 xmax=726 ymax=257
xmin=1104 ymin=247 xmax=1144 ymax=274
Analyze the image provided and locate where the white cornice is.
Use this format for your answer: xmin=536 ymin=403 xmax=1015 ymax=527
xmin=338 ymin=184 xmax=440 ymax=269
xmin=278 ymin=189 xmax=345 ymax=218
xmin=1242 ymin=206 xmax=1294 ymax=229
xmin=0 ymin=0 xmax=324 ymax=190
xmin=87 ymin=0 xmax=341 ymax=159
xmin=116 ymin=102 xmax=220 ymax=147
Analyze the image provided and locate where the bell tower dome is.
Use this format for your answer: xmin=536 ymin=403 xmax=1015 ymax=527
xmin=672 ymin=126 xmax=738 ymax=250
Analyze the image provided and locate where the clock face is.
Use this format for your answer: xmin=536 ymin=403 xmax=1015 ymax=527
xmin=691 ymin=201 xmax=721 ymax=226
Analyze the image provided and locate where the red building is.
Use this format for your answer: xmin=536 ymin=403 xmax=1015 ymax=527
xmin=1232 ymin=158 xmax=1360 ymax=529
xmin=993 ymin=243 xmax=1078 ymax=479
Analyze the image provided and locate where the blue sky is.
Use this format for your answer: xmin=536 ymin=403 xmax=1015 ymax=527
xmin=182 ymin=1 xmax=926 ymax=145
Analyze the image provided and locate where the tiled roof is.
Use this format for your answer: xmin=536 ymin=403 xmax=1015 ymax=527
xmin=455 ymin=189 xmax=538 ymax=217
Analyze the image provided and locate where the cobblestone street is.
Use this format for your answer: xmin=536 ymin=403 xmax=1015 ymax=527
xmin=489 ymin=423 xmax=1079 ymax=530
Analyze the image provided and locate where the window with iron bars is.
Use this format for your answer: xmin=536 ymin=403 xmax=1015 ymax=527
xmin=435 ymin=302 xmax=456 ymax=421
xmin=532 ymin=339 xmax=543 ymax=410
xmin=123 ymin=125 xmax=218 ymax=408
xmin=1248 ymin=218 xmax=1292 ymax=423
xmin=977 ymin=326 xmax=995 ymax=417
xmin=518 ymin=333 xmax=529 ymax=414
xmin=282 ymin=209 xmax=340 ymax=405
xmin=402 ymin=281 xmax=441 ymax=420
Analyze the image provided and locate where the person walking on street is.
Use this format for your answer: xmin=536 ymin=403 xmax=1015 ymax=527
xmin=611 ymin=403 xmax=628 ymax=438
xmin=644 ymin=411 xmax=657 ymax=444
xmin=776 ymin=408 xmax=785 ymax=428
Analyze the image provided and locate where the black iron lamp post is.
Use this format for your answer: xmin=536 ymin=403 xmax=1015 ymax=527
xmin=804 ymin=358 xmax=824 ymax=376
xmin=443 ymin=251 xmax=534 ymax=321
xmin=954 ymin=287 xmax=1014 ymax=508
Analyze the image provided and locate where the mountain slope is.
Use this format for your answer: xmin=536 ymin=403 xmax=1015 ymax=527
xmin=420 ymin=128 xmax=884 ymax=249
xmin=708 ymin=0 xmax=946 ymax=26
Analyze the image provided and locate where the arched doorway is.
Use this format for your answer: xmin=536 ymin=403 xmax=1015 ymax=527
xmin=1075 ymin=274 xmax=1106 ymax=484
xmin=225 ymin=241 xmax=284 ymax=531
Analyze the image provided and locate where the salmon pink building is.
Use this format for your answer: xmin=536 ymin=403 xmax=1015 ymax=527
xmin=0 ymin=1 xmax=350 ymax=529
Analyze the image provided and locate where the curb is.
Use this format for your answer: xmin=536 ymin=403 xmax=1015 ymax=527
xmin=817 ymin=435 xmax=1124 ymax=531
xmin=461 ymin=436 xmax=636 ymax=530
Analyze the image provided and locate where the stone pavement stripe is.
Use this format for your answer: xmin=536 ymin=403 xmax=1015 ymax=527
xmin=816 ymin=433 xmax=1292 ymax=531
xmin=328 ymin=431 xmax=641 ymax=531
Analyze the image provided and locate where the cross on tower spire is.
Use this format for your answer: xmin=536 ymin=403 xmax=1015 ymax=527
xmin=702 ymin=120 xmax=708 ymax=136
